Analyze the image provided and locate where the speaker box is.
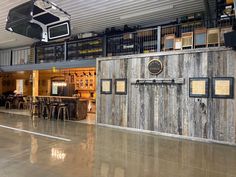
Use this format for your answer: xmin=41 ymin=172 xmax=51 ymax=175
xmin=224 ymin=31 xmax=236 ymax=48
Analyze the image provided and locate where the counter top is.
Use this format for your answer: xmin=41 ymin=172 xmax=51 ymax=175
xmin=37 ymin=95 xmax=79 ymax=99
xmin=37 ymin=95 xmax=95 ymax=101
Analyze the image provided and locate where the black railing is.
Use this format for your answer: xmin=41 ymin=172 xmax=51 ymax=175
xmin=106 ymin=28 xmax=159 ymax=56
xmin=0 ymin=17 xmax=235 ymax=66
xmin=161 ymin=17 xmax=235 ymax=50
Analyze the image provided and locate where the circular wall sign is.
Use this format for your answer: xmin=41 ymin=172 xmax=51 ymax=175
xmin=148 ymin=59 xmax=163 ymax=75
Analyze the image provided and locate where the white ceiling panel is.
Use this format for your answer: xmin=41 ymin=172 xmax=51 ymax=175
xmin=0 ymin=0 xmax=215 ymax=49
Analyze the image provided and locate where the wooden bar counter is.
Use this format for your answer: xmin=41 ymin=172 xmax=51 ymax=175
xmin=37 ymin=96 xmax=88 ymax=120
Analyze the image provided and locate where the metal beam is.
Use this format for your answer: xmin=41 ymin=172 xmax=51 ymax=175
xmin=0 ymin=59 xmax=96 ymax=72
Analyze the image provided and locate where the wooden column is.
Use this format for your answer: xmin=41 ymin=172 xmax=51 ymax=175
xmin=32 ymin=70 xmax=39 ymax=97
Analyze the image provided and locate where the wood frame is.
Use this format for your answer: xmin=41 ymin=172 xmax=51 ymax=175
xmin=189 ymin=77 xmax=209 ymax=98
xmin=212 ymin=77 xmax=234 ymax=99
xmin=174 ymin=38 xmax=182 ymax=50
xmin=164 ymin=34 xmax=175 ymax=51
xmin=181 ymin=32 xmax=193 ymax=49
xmin=194 ymin=28 xmax=207 ymax=47
xmin=207 ymin=28 xmax=220 ymax=47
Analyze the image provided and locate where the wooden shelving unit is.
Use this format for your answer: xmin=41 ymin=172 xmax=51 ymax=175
xmin=73 ymin=69 xmax=96 ymax=99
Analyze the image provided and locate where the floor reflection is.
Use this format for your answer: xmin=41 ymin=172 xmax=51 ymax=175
xmin=30 ymin=135 xmax=38 ymax=164
xmin=51 ymin=148 xmax=66 ymax=161
xmin=0 ymin=114 xmax=235 ymax=177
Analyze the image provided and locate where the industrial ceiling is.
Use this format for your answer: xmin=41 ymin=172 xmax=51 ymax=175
xmin=0 ymin=0 xmax=215 ymax=49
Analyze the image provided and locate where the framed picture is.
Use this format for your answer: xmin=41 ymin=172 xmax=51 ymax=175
xmin=101 ymin=79 xmax=112 ymax=94
xmin=189 ymin=78 xmax=209 ymax=98
xmin=212 ymin=77 xmax=234 ymax=99
xmin=115 ymin=79 xmax=127 ymax=95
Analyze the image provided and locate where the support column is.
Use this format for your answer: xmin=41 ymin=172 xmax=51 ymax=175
xmin=157 ymin=26 xmax=161 ymax=52
xmin=32 ymin=70 xmax=39 ymax=98
xmin=234 ymin=0 xmax=236 ymax=18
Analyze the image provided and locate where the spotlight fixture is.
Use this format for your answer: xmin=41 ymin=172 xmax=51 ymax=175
xmin=6 ymin=0 xmax=71 ymax=42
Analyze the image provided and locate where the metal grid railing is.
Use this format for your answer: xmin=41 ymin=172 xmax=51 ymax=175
xmin=161 ymin=17 xmax=235 ymax=50
xmin=67 ymin=37 xmax=103 ymax=60
xmin=107 ymin=28 xmax=158 ymax=56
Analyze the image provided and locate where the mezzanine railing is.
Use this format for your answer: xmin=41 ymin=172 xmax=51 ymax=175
xmin=0 ymin=17 xmax=235 ymax=67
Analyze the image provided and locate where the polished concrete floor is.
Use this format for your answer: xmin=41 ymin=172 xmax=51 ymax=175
xmin=0 ymin=113 xmax=235 ymax=177
xmin=0 ymin=107 xmax=30 ymax=116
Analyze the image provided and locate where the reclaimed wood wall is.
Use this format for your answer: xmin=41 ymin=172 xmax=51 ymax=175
xmin=96 ymin=49 xmax=236 ymax=144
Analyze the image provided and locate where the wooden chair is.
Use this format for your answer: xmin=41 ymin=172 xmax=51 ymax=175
xmin=220 ymin=27 xmax=232 ymax=46
xmin=164 ymin=34 xmax=175 ymax=51
xmin=181 ymin=32 xmax=193 ymax=49
xmin=207 ymin=28 xmax=220 ymax=47
xmin=194 ymin=28 xmax=207 ymax=48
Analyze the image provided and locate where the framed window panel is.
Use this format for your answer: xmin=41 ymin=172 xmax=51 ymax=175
xmin=212 ymin=77 xmax=234 ymax=99
xmin=189 ymin=78 xmax=209 ymax=98
xmin=207 ymin=28 xmax=220 ymax=46
xmin=115 ymin=79 xmax=127 ymax=95
xmin=164 ymin=34 xmax=175 ymax=50
xmin=194 ymin=28 xmax=207 ymax=47
xmin=182 ymin=32 xmax=193 ymax=49
xmin=101 ymin=79 xmax=112 ymax=94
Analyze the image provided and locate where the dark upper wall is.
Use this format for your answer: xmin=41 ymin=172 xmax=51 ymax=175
xmin=96 ymin=48 xmax=236 ymax=144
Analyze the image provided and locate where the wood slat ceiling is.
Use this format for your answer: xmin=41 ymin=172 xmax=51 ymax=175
xmin=0 ymin=0 xmax=215 ymax=49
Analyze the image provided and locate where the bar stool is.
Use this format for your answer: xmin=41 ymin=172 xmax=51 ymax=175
xmin=31 ymin=99 xmax=40 ymax=117
xmin=49 ymin=98 xmax=60 ymax=120
xmin=5 ymin=101 xmax=11 ymax=109
xmin=41 ymin=98 xmax=50 ymax=119
xmin=18 ymin=101 xmax=24 ymax=109
xmin=18 ymin=97 xmax=27 ymax=109
xmin=57 ymin=103 xmax=70 ymax=121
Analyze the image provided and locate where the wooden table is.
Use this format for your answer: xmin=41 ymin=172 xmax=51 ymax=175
xmin=36 ymin=96 xmax=88 ymax=120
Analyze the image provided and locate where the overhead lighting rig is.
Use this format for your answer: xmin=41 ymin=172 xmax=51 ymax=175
xmin=6 ymin=0 xmax=71 ymax=42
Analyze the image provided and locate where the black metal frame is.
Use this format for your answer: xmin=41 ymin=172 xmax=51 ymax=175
xmin=47 ymin=21 xmax=71 ymax=41
xmin=115 ymin=79 xmax=127 ymax=95
xmin=100 ymin=79 xmax=112 ymax=94
xmin=189 ymin=77 xmax=210 ymax=98
xmin=212 ymin=77 xmax=234 ymax=99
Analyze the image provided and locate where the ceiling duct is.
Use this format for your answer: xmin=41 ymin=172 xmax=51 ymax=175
xmin=5 ymin=0 xmax=71 ymax=42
